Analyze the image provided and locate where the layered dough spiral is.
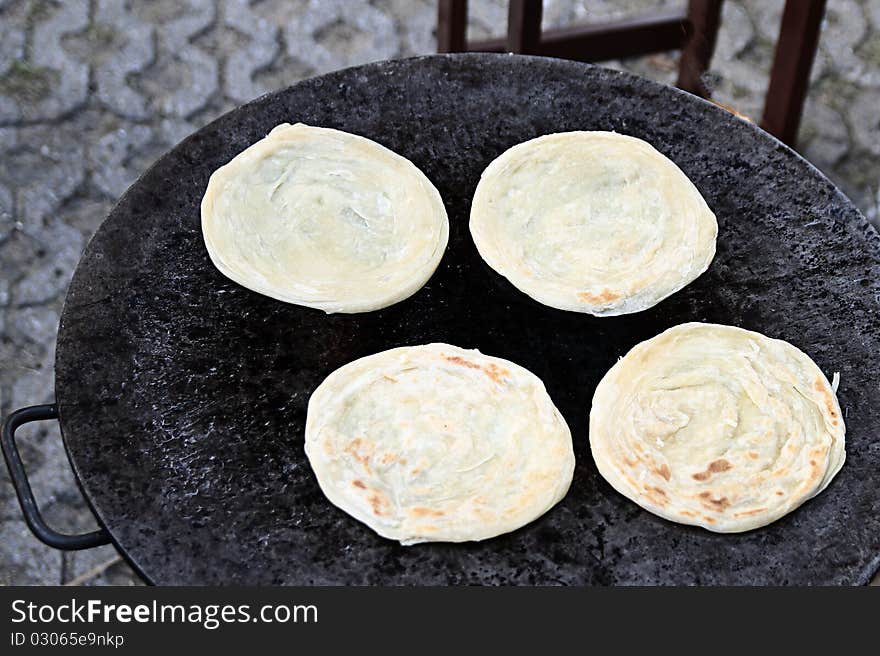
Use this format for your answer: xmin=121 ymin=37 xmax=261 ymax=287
xmin=590 ymin=323 xmax=845 ymax=532
xmin=305 ymin=344 xmax=575 ymax=544
xmin=201 ymin=123 xmax=448 ymax=313
xmin=469 ymin=131 xmax=717 ymax=315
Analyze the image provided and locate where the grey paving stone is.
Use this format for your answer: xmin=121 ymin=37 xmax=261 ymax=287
xmin=849 ymin=87 xmax=880 ymax=157
xmin=868 ymin=0 xmax=880 ymax=30
xmin=28 ymin=0 xmax=90 ymax=121
xmin=0 ymin=2 xmax=26 ymax=76
xmin=59 ymin=193 xmax=113 ymax=238
xmin=90 ymin=0 xmax=156 ymax=120
xmin=464 ymin=0 xmax=506 ymax=40
xmin=0 ymin=0 xmax=33 ymax=122
xmin=0 ymin=184 xmax=13 ymax=238
xmin=90 ymin=122 xmax=154 ymax=199
xmin=4 ymin=122 xmax=86 ymax=229
xmin=12 ymin=221 xmax=83 ymax=306
xmin=372 ymin=0 xmax=436 ymax=57
xmin=800 ymin=100 xmax=851 ymax=170
xmin=816 ymin=0 xmax=868 ymax=85
xmin=715 ymin=0 xmax=755 ymax=62
xmin=138 ymin=0 xmax=218 ymax=119
xmin=220 ymin=0 xmax=281 ymax=103
xmin=8 ymin=321 xmax=57 ymax=411
xmin=0 ymin=520 xmax=61 ymax=585
xmin=0 ymin=230 xmax=42 ymax=307
xmin=284 ymin=0 xmax=399 ymax=75
xmin=68 ymin=547 xmax=145 ymax=586
xmin=251 ymin=51 xmax=318 ymax=94
xmin=746 ymin=0 xmax=784 ymax=44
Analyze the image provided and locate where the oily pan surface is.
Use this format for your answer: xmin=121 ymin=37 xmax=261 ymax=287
xmin=54 ymin=55 xmax=880 ymax=584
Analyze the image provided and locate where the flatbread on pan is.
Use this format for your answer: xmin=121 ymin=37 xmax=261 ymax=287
xmin=589 ymin=322 xmax=845 ymax=532
xmin=305 ymin=344 xmax=575 ymax=544
xmin=469 ymin=131 xmax=717 ymax=316
xmin=201 ymin=123 xmax=448 ymax=313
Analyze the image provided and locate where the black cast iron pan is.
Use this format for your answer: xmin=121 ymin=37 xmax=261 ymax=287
xmin=3 ymin=54 xmax=879 ymax=585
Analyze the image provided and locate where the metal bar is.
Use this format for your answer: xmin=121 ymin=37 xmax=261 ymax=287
xmin=677 ymin=0 xmax=724 ymax=97
xmin=469 ymin=8 xmax=691 ymax=62
xmin=507 ymin=0 xmax=543 ymax=55
xmin=437 ymin=0 xmax=468 ymax=53
xmin=760 ymin=0 xmax=826 ymax=147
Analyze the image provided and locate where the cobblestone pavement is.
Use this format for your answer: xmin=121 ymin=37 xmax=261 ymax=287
xmin=1 ymin=0 xmax=878 ymax=586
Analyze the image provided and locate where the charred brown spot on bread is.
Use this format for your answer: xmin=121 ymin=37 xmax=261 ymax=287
xmin=698 ymin=492 xmax=730 ymax=511
xmin=623 ymin=456 xmax=640 ymax=467
xmin=644 ymin=486 xmax=669 ymax=506
xmin=344 ymin=437 xmax=372 ymax=473
xmin=692 ymin=459 xmax=733 ymax=481
xmin=443 ymin=355 xmax=481 ymax=370
xmin=383 ymin=375 xmax=397 ymax=383
xmin=814 ymin=378 xmax=838 ymax=418
xmin=483 ymin=363 xmax=509 ymax=384
xmin=352 ymin=480 xmax=366 ymax=489
xmin=808 ymin=459 xmax=822 ymax=482
xmin=444 ymin=354 xmax=509 ymax=384
xmin=410 ymin=507 xmax=444 ymax=518
xmin=399 ymin=457 xmax=408 ymax=465
xmin=578 ymin=288 xmax=620 ymax=304
xmin=776 ymin=490 xmax=784 ymax=496
xmin=367 ymin=493 xmax=387 ymax=516
xmin=702 ymin=515 xmax=716 ymax=524
xmin=380 ymin=453 xmax=397 ymax=465
xmin=656 ymin=464 xmax=671 ymax=481
xmin=748 ymin=452 xmax=759 ymax=460
xmin=734 ymin=508 xmax=767 ymax=517
xmin=680 ymin=510 xmax=697 ymax=518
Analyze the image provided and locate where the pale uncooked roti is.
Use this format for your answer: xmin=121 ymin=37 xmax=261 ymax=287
xmin=590 ymin=322 xmax=846 ymax=532
xmin=305 ymin=344 xmax=575 ymax=544
xmin=201 ymin=123 xmax=448 ymax=313
xmin=469 ymin=131 xmax=717 ymax=315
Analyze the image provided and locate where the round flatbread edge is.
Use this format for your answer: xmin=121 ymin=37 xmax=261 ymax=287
xmin=305 ymin=343 xmax=575 ymax=544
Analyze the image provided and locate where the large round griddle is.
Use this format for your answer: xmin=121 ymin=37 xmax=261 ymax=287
xmin=55 ymin=54 xmax=880 ymax=585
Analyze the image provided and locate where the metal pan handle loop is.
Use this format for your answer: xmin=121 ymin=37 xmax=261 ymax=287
xmin=1 ymin=404 xmax=111 ymax=550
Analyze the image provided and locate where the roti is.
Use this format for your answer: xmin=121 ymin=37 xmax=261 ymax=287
xmin=589 ymin=322 xmax=846 ymax=532
xmin=305 ymin=344 xmax=575 ymax=544
xmin=469 ymin=131 xmax=717 ymax=315
xmin=201 ymin=123 xmax=448 ymax=313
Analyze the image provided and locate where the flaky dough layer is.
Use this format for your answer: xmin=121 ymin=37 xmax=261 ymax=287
xmin=201 ymin=123 xmax=448 ymax=313
xmin=590 ymin=322 xmax=845 ymax=532
xmin=470 ymin=131 xmax=717 ymax=315
xmin=305 ymin=344 xmax=575 ymax=544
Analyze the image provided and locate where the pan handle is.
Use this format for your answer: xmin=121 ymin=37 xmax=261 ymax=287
xmin=1 ymin=404 xmax=111 ymax=550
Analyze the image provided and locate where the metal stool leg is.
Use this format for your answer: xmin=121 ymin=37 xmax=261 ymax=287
xmin=761 ymin=0 xmax=827 ymax=147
